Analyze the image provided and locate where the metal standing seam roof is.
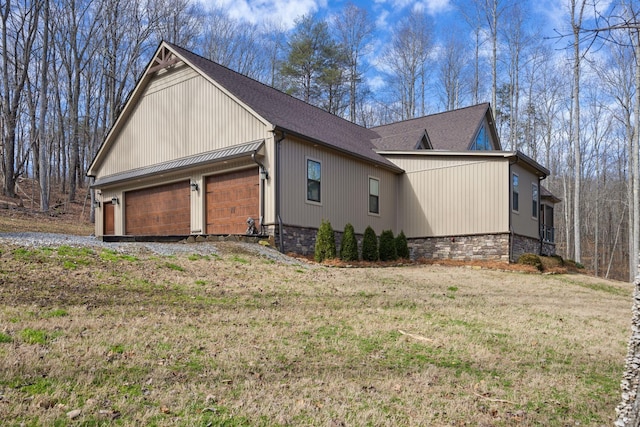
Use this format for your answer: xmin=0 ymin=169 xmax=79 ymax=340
xmin=92 ymin=139 xmax=265 ymax=188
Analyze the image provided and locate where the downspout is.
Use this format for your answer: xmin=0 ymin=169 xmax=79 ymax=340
xmin=275 ymin=131 xmax=286 ymax=252
xmin=251 ymin=150 xmax=268 ymax=235
xmin=538 ymin=175 xmax=545 ymax=257
xmin=509 ymin=156 xmax=517 ymax=262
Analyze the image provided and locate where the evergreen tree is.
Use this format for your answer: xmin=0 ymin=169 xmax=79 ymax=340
xmin=362 ymin=226 xmax=378 ymax=261
xmin=314 ymin=220 xmax=336 ymax=262
xmin=395 ymin=230 xmax=410 ymax=259
xmin=379 ymin=229 xmax=397 ymax=261
xmin=340 ymin=223 xmax=358 ymax=261
xmin=280 ymin=14 xmax=348 ymax=113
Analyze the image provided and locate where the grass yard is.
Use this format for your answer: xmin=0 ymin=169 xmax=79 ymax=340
xmin=0 ymin=242 xmax=632 ymax=426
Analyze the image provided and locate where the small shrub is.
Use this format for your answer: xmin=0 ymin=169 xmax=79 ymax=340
xmin=517 ymin=253 xmax=543 ymax=271
xmin=0 ymin=332 xmax=12 ymax=343
xmin=21 ymin=328 xmax=48 ymax=345
xmin=164 ymin=262 xmax=185 ymax=271
xmin=315 ymin=220 xmax=337 ymax=262
xmin=45 ymin=308 xmax=68 ymax=318
xmin=340 ymin=223 xmax=359 ymax=262
xmin=362 ymin=226 xmax=378 ymax=262
xmin=379 ymin=230 xmax=397 ymax=261
xmin=395 ymin=230 xmax=410 ymax=259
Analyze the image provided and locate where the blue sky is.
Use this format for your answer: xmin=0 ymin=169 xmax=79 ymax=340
xmin=201 ymin=0 xmax=611 ymax=108
xmin=204 ymin=0 xmax=571 ymax=36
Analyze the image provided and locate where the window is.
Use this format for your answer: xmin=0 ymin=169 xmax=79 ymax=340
xmin=472 ymin=125 xmax=491 ymax=150
xmin=369 ymin=177 xmax=380 ymax=214
xmin=307 ymin=159 xmax=321 ymax=203
xmin=512 ymin=173 xmax=519 ymax=212
xmin=532 ymin=183 xmax=538 ymax=218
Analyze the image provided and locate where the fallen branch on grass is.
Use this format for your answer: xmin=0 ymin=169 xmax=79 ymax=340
xmin=472 ymin=391 xmax=517 ymax=405
xmin=398 ymin=330 xmax=434 ymax=342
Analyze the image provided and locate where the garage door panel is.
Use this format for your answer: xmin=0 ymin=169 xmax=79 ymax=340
xmin=206 ymin=169 xmax=259 ymax=234
xmin=125 ymin=181 xmax=191 ymax=235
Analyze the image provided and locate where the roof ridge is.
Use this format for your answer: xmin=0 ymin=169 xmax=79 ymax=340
xmin=372 ymin=103 xmax=490 ymax=129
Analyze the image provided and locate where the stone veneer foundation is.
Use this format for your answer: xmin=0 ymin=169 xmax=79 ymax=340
xmin=273 ymin=225 xmax=556 ymax=261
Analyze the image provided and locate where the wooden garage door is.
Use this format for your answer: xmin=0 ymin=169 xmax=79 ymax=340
xmin=125 ymin=181 xmax=191 ymax=235
xmin=206 ymin=168 xmax=259 ymax=234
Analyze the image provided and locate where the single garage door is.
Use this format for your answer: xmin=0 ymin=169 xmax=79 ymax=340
xmin=206 ymin=168 xmax=259 ymax=234
xmin=125 ymin=181 xmax=191 ymax=235
xmin=103 ymin=203 xmax=115 ymax=235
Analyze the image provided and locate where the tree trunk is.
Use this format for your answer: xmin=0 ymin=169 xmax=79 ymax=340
xmin=571 ymin=0 xmax=585 ymax=264
xmin=39 ymin=0 xmax=50 ymax=212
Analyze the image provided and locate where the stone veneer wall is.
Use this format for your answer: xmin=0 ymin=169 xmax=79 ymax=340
xmin=541 ymin=241 xmax=556 ymax=257
xmin=273 ymin=224 xmax=363 ymax=256
xmin=273 ymin=225 xmax=555 ymax=262
xmin=408 ymin=234 xmax=510 ymax=262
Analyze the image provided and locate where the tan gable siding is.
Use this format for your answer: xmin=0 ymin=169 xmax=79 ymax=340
xmin=279 ymin=137 xmax=397 ymax=235
xmin=510 ymin=163 xmax=540 ymax=239
xmin=387 ymin=155 xmax=509 ymax=238
xmin=96 ymin=64 xmax=269 ymax=177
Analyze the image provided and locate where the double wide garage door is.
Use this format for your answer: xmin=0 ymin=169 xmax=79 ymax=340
xmin=125 ymin=181 xmax=191 ymax=235
xmin=122 ymin=169 xmax=258 ymax=236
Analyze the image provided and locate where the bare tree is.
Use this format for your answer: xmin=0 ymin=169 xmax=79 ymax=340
xmin=0 ymin=0 xmax=41 ymax=198
xmin=333 ymin=2 xmax=375 ymax=123
xmin=382 ymin=10 xmax=433 ymax=120
xmin=569 ymin=0 xmax=587 ymax=264
xmin=476 ymin=0 xmax=510 ymax=118
xmin=437 ymin=32 xmax=470 ymax=111
xmin=38 ymin=0 xmax=50 ymax=211
xmin=150 ymin=0 xmax=203 ymax=49
xmin=201 ymin=7 xmax=266 ymax=80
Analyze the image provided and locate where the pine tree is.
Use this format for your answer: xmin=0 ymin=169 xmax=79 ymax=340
xmin=340 ymin=223 xmax=358 ymax=261
xmin=395 ymin=230 xmax=410 ymax=259
xmin=314 ymin=220 xmax=336 ymax=262
xmin=362 ymin=226 xmax=378 ymax=261
xmin=379 ymin=229 xmax=397 ymax=261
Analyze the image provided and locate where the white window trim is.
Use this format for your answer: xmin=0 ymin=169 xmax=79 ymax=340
xmin=532 ymin=182 xmax=539 ymax=220
xmin=368 ymin=175 xmax=380 ymax=216
xmin=512 ymin=172 xmax=519 ymax=214
xmin=305 ymin=156 xmax=322 ymax=206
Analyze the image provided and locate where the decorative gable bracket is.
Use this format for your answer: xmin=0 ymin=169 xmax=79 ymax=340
xmin=149 ymin=46 xmax=180 ymax=73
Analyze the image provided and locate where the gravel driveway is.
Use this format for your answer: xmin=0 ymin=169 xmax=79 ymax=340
xmin=0 ymin=232 xmax=303 ymax=264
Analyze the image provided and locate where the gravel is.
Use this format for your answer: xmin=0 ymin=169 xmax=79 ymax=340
xmin=0 ymin=232 xmax=305 ymax=265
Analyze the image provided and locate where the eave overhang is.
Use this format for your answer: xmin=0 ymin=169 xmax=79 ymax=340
xmin=376 ymin=149 xmax=550 ymax=178
xmin=273 ymin=126 xmax=405 ymax=174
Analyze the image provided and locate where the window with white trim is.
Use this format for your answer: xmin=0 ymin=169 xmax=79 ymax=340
xmin=532 ymin=182 xmax=538 ymax=218
xmin=512 ymin=173 xmax=519 ymax=213
xmin=369 ymin=177 xmax=379 ymax=214
xmin=307 ymin=159 xmax=321 ymax=203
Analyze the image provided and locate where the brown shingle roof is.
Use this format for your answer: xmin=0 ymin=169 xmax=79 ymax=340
xmin=166 ymin=43 xmax=401 ymax=171
xmin=370 ymin=103 xmax=495 ymax=151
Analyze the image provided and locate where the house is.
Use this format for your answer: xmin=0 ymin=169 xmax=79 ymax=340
xmin=87 ymin=41 xmax=558 ymax=261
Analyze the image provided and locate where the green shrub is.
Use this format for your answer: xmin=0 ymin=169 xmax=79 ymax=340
xmin=517 ymin=253 xmax=543 ymax=271
xmin=362 ymin=226 xmax=378 ymax=262
xmin=379 ymin=230 xmax=397 ymax=261
xmin=315 ymin=220 xmax=336 ymax=262
xmin=340 ymin=223 xmax=359 ymax=262
xmin=395 ymin=230 xmax=410 ymax=259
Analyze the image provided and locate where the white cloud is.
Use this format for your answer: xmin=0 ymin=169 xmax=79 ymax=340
xmin=368 ymin=75 xmax=388 ymax=92
xmin=416 ymin=0 xmax=452 ymax=15
xmin=204 ymin=0 xmax=326 ymax=30
xmin=388 ymin=0 xmax=451 ymax=16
